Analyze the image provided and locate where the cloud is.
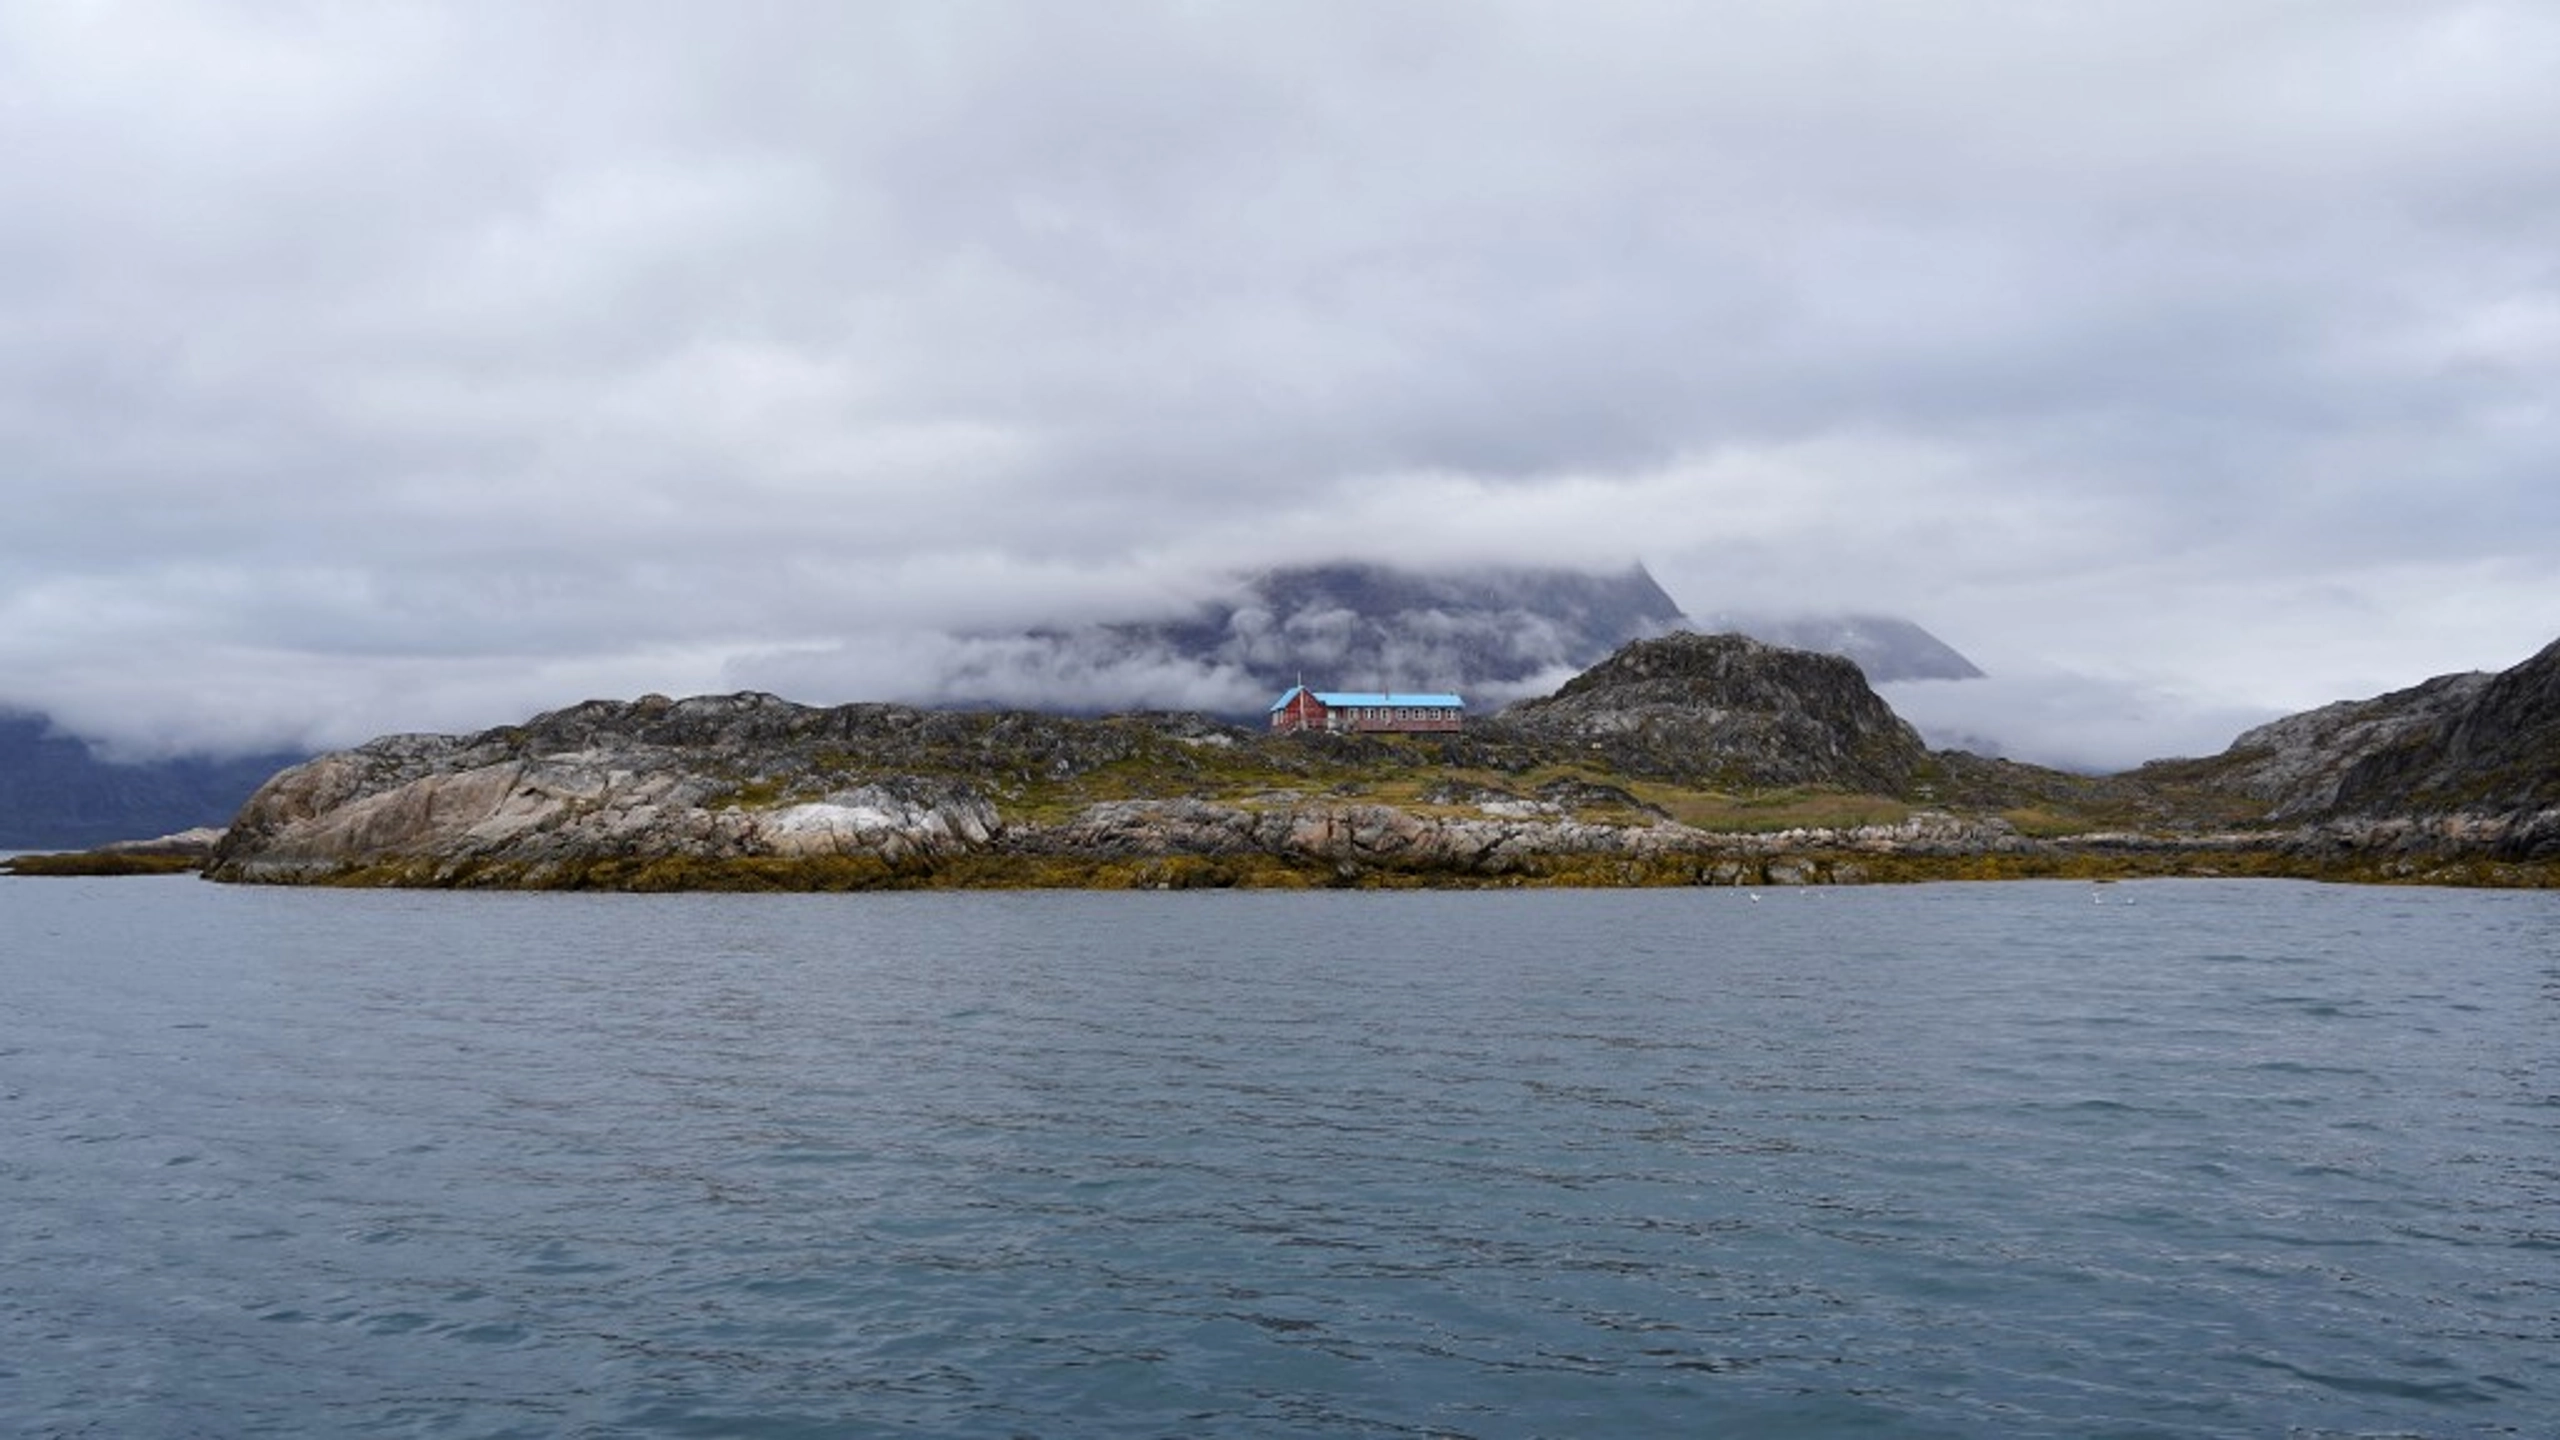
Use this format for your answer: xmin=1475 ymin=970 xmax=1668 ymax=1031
xmin=1880 ymin=672 xmax=2284 ymax=776
xmin=3 ymin=1 xmax=2557 ymax=766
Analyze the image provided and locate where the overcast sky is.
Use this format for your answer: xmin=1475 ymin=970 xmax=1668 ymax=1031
xmin=5 ymin=1 xmax=2556 ymax=768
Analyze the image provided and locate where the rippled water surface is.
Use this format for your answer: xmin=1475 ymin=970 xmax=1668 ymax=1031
xmin=4 ymin=877 xmax=2556 ymax=1437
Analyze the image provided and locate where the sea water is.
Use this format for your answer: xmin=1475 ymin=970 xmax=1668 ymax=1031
xmin=2 ymin=877 xmax=2554 ymax=1437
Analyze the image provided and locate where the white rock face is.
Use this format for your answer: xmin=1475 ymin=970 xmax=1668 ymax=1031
xmin=755 ymin=788 xmax=1000 ymax=858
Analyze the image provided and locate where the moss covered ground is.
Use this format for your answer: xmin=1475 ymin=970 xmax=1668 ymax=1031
xmin=2 ymin=851 xmax=202 ymax=877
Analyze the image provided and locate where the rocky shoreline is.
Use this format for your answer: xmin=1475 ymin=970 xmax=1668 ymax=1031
xmin=184 ymin=792 xmax=2557 ymax=892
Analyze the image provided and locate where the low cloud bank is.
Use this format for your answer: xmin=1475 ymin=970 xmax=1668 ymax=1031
xmin=1879 ymin=672 xmax=2282 ymax=774
xmin=730 ymin=566 xmax=1672 ymax=720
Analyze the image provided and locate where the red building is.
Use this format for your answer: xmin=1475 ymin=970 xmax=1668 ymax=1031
xmin=1268 ymin=686 xmax=1466 ymax=734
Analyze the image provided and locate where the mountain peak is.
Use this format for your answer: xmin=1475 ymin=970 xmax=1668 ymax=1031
xmin=1696 ymin=610 xmax=1985 ymax=682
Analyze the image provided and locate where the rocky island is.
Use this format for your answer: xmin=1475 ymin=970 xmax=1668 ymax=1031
xmin=145 ymin=631 xmax=2554 ymax=891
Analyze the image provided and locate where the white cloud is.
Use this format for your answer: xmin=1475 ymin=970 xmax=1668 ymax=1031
xmin=1881 ymin=671 xmax=2281 ymax=776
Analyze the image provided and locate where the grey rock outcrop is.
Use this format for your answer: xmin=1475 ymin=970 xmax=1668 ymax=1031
xmin=2152 ymin=636 xmax=2560 ymax=861
xmin=2105 ymin=634 xmax=2560 ymax=871
xmin=96 ymin=826 xmax=227 ymax=857
xmin=1495 ymin=631 xmax=1930 ymax=791
xmin=2161 ymin=671 xmax=2496 ymax=819
xmin=208 ymin=695 xmax=1030 ymax=882
xmin=2329 ymin=636 xmax=2560 ymax=819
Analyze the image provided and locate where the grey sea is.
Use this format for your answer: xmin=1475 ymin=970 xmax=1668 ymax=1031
xmin=3 ymin=876 xmax=2555 ymax=1438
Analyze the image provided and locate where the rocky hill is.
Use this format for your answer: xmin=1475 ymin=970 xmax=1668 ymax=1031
xmin=1492 ymin=632 xmax=1929 ymax=792
xmin=2140 ymin=637 xmax=2560 ymax=863
xmin=2138 ymin=673 xmax=2497 ymax=820
xmin=2331 ymin=636 xmax=2560 ymax=820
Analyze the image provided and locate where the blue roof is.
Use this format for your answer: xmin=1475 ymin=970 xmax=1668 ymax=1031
xmin=1269 ymin=685 xmax=1465 ymax=712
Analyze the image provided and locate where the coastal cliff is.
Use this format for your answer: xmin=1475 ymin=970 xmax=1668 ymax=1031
xmin=183 ymin=631 xmax=2560 ymax=889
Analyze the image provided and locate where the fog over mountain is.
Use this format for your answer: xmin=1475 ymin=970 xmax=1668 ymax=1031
xmin=761 ymin=561 xmax=1989 ymax=722
xmin=1875 ymin=671 xmax=2284 ymax=777
xmin=1071 ymin=563 xmax=1695 ymax=714
xmin=1696 ymin=613 xmax=1984 ymax=684
xmin=0 ymin=710 xmax=301 ymax=849
xmin=651 ymin=556 xmax=2268 ymax=770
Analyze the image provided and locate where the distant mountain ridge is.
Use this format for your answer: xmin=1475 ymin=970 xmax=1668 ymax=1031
xmin=1115 ymin=562 xmax=1690 ymax=702
xmin=1696 ymin=611 xmax=1985 ymax=682
xmin=933 ymin=561 xmax=1985 ymax=716
xmin=0 ymin=710 xmax=301 ymax=849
